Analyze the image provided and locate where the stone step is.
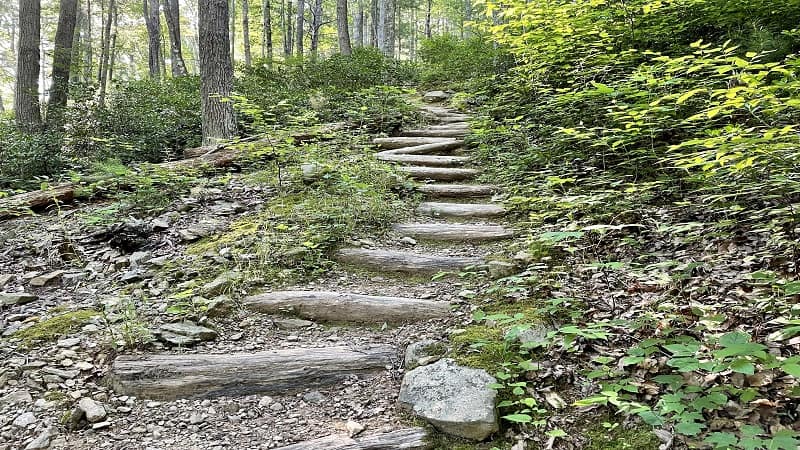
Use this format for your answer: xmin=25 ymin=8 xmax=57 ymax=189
xmin=108 ymin=345 xmax=395 ymax=400
xmin=417 ymin=202 xmax=506 ymax=219
xmin=399 ymin=129 xmax=467 ymax=138
xmin=276 ymin=428 xmax=429 ymax=449
xmin=392 ymin=223 xmax=513 ymax=242
xmin=335 ymin=248 xmax=483 ymax=275
xmin=397 ymin=166 xmax=479 ymax=182
xmin=243 ymin=291 xmax=451 ymax=323
xmin=377 ymin=153 xmax=470 ymax=167
xmin=415 ymin=183 xmax=500 ymax=198
xmin=373 ymin=136 xmax=461 ymax=150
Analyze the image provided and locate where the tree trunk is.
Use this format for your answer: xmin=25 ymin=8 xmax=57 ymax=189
xmin=262 ymin=0 xmax=272 ymax=61
xmin=353 ymin=0 xmax=364 ymax=47
xmin=48 ymin=0 xmax=78 ymax=121
xmin=199 ymin=0 xmax=237 ymax=145
xmin=143 ymin=0 xmax=161 ymax=79
xmin=84 ymin=0 xmax=93 ymax=81
xmin=70 ymin=7 xmax=83 ymax=83
xmin=294 ymin=0 xmax=304 ymax=58
xmin=463 ymin=0 xmax=471 ymax=38
xmin=309 ymin=0 xmax=322 ymax=58
xmin=15 ymin=0 xmax=42 ymax=129
xmin=108 ymin=2 xmax=118 ymax=84
xmin=369 ymin=0 xmax=377 ymax=47
xmin=242 ymin=0 xmax=252 ymax=66
xmin=336 ymin=0 xmax=352 ymax=55
xmin=162 ymin=0 xmax=188 ymax=77
xmin=98 ymin=0 xmax=114 ymax=106
xmin=230 ymin=0 xmax=236 ymax=62
xmin=378 ymin=0 xmax=394 ymax=56
xmin=424 ymin=0 xmax=431 ymax=39
xmin=282 ymin=0 xmax=292 ymax=57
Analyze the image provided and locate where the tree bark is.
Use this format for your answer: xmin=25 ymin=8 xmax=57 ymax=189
xmin=336 ymin=0 xmax=352 ymax=55
xmin=262 ymin=0 xmax=272 ymax=61
xmin=242 ymin=0 xmax=252 ymax=66
xmin=143 ymin=0 xmax=161 ymax=79
xmin=424 ymin=0 xmax=431 ymax=39
xmin=162 ymin=0 xmax=188 ymax=77
xmin=199 ymin=0 xmax=237 ymax=145
xmin=294 ymin=0 xmax=304 ymax=58
xmin=282 ymin=0 xmax=293 ymax=57
xmin=377 ymin=0 xmax=394 ymax=56
xmin=48 ymin=0 xmax=78 ymax=122
xmin=83 ymin=0 xmax=93 ymax=81
xmin=309 ymin=0 xmax=322 ymax=58
xmin=15 ymin=0 xmax=42 ymax=130
xmin=98 ymin=0 xmax=114 ymax=106
xmin=369 ymin=0 xmax=377 ymax=47
xmin=230 ymin=0 xmax=236 ymax=62
xmin=353 ymin=0 xmax=364 ymax=47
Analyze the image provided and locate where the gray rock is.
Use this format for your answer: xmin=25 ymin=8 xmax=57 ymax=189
xmin=0 ymin=274 xmax=14 ymax=288
xmin=404 ymin=340 xmax=447 ymax=370
xmin=424 ymin=90 xmax=451 ymax=103
xmin=273 ymin=318 xmax=314 ymax=330
xmin=1 ymin=390 xmax=33 ymax=405
xmin=301 ymin=163 xmax=326 ymax=183
xmin=56 ymin=337 xmax=81 ymax=348
xmin=487 ymin=260 xmax=516 ymax=279
xmin=29 ymin=271 xmax=65 ymax=287
xmin=0 ymin=292 xmax=38 ymax=306
xmin=205 ymin=296 xmax=232 ymax=318
xmin=201 ymin=272 xmax=242 ymax=296
xmin=13 ymin=412 xmax=36 ymax=428
xmin=506 ymin=324 xmax=552 ymax=348
xmin=24 ymin=426 xmax=57 ymax=450
xmin=129 ymin=251 xmax=152 ymax=268
xmin=399 ymin=358 xmax=498 ymax=441
xmin=42 ymin=367 xmax=79 ymax=379
xmin=189 ymin=413 xmax=205 ymax=425
xmin=157 ymin=331 xmax=197 ymax=346
xmin=157 ymin=321 xmax=218 ymax=346
xmin=302 ymin=391 xmax=325 ymax=404
xmin=78 ymin=397 xmax=107 ymax=423
xmin=400 ymin=237 xmax=417 ymax=246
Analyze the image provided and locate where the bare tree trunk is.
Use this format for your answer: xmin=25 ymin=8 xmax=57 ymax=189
xmin=230 ymin=0 xmax=236 ymax=62
xmin=463 ymin=0 xmax=471 ymax=38
xmin=378 ymin=0 xmax=394 ymax=56
xmin=98 ymin=0 xmax=113 ymax=106
xmin=424 ymin=0 xmax=431 ymax=39
xmin=309 ymin=0 xmax=322 ymax=58
xmin=15 ymin=0 xmax=42 ymax=129
xmin=84 ymin=0 xmax=93 ymax=81
xmin=143 ymin=0 xmax=161 ymax=79
xmin=282 ymin=0 xmax=293 ymax=57
xmin=163 ymin=0 xmax=188 ymax=77
xmin=353 ymin=0 xmax=364 ymax=47
xmin=70 ymin=6 xmax=83 ymax=83
xmin=294 ymin=0 xmax=304 ymax=58
xmin=242 ymin=0 xmax=252 ymax=66
xmin=369 ymin=0 xmax=377 ymax=47
xmin=49 ymin=0 xmax=78 ymax=120
xmin=262 ymin=0 xmax=272 ymax=62
xmin=336 ymin=0 xmax=352 ymax=55
xmin=199 ymin=0 xmax=237 ymax=145
xmin=108 ymin=2 xmax=118 ymax=84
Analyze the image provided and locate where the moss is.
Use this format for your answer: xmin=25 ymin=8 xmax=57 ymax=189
xmin=13 ymin=309 xmax=99 ymax=347
xmin=43 ymin=391 xmax=68 ymax=402
xmin=584 ymin=420 xmax=660 ymax=450
xmin=425 ymin=432 xmax=512 ymax=450
xmin=450 ymin=325 xmax=514 ymax=373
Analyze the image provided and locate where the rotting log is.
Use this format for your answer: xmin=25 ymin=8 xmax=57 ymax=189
xmin=335 ymin=248 xmax=483 ymax=274
xmin=243 ymin=291 xmax=451 ymax=323
xmin=275 ymin=428 xmax=430 ymax=450
xmin=108 ymin=345 xmax=395 ymax=400
xmin=392 ymin=223 xmax=513 ymax=242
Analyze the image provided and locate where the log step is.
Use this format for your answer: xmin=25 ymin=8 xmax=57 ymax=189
xmin=276 ymin=428 xmax=429 ymax=449
xmin=243 ymin=291 xmax=451 ymax=323
xmin=428 ymin=123 xmax=469 ymax=129
xmin=335 ymin=248 xmax=483 ymax=274
xmin=438 ymin=116 xmax=470 ymax=123
xmin=108 ymin=345 xmax=395 ymax=401
xmin=392 ymin=223 xmax=513 ymax=242
xmin=373 ymin=137 xmax=461 ymax=150
xmin=397 ymin=166 xmax=479 ymax=182
xmin=399 ymin=129 xmax=467 ymax=138
xmin=417 ymin=202 xmax=506 ymax=218
xmin=377 ymin=154 xmax=470 ymax=167
xmin=415 ymin=184 xmax=500 ymax=198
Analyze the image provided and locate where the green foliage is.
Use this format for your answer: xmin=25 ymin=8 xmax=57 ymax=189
xmin=0 ymin=120 xmax=64 ymax=189
xmin=418 ymin=35 xmax=506 ymax=85
xmin=12 ymin=309 xmax=99 ymax=347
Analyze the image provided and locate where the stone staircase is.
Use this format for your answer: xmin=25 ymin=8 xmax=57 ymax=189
xmin=107 ymin=94 xmax=510 ymax=448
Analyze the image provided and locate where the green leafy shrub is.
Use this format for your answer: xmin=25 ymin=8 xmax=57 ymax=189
xmin=418 ymin=35 xmax=506 ymax=85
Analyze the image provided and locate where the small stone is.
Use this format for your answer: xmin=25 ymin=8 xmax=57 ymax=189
xmin=423 ymin=90 xmax=451 ymax=103
xmin=487 ymin=260 xmax=516 ymax=279
xmin=258 ymin=396 xmax=273 ymax=408
xmin=302 ymin=391 xmax=324 ymax=404
xmin=346 ymin=419 xmax=365 ymax=438
xmin=29 ymin=271 xmax=65 ymax=287
xmin=91 ymin=421 xmax=111 ymax=430
xmin=229 ymin=332 xmax=244 ymax=341
xmin=0 ymin=274 xmax=13 ymax=288
xmin=74 ymin=361 xmax=94 ymax=371
xmin=0 ymin=292 xmax=38 ymax=306
xmin=13 ymin=412 xmax=36 ymax=428
xmin=301 ymin=163 xmax=326 ymax=183
xmin=24 ymin=426 xmax=57 ymax=450
xmin=201 ymin=272 xmax=242 ymax=296
xmin=42 ymin=367 xmax=79 ymax=379
xmin=157 ymin=321 xmax=218 ymax=346
xmin=57 ymin=337 xmax=81 ymax=348
xmin=1 ymin=390 xmax=33 ymax=405
xmin=78 ymin=397 xmax=107 ymax=423
xmin=189 ymin=413 xmax=205 ymax=425
xmin=269 ymin=402 xmax=284 ymax=412
xmin=156 ymin=330 xmax=197 ymax=346
xmin=400 ymin=237 xmax=417 ymax=246
xmin=273 ymin=318 xmax=314 ymax=330
xmin=404 ymin=340 xmax=447 ymax=370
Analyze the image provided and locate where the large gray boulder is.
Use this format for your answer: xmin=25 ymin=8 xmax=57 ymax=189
xmin=398 ymin=358 xmax=498 ymax=441
xmin=423 ymin=91 xmax=451 ymax=103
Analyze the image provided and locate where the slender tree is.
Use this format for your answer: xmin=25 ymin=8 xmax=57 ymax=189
xmin=15 ymin=0 xmax=42 ymax=129
xmin=98 ymin=0 xmax=114 ymax=105
xmin=162 ymin=0 xmax=188 ymax=76
xmin=83 ymin=0 xmax=93 ymax=81
xmin=230 ymin=0 xmax=235 ymax=62
xmin=424 ymin=0 xmax=431 ymax=39
xmin=309 ymin=0 xmax=322 ymax=58
xmin=378 ymin=0 xmax=394 ymax=56
xmin=353 ymin=0 xmax=364 ymax=47
xmin=336 ymin=0 xmax=352 ymax=55
xmin=242 ymin=0 xmax=252 ymax=66
xmin=199 ymin=0 xmax=237 ymax=145
xmin=369 ymin=0 xmax=378 ymax=46
xmin=294 ymin=0 xmax=304 ymax=58
xmin=261 ymin=0 xmax=272 ymax=61
xmin=143 ymin=0 xmax=161 ymax=79
xmin=49 ymin=0 xmax=79 ymax=120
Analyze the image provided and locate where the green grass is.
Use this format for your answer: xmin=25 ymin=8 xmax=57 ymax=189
xmin=13 ymin=309 xmax=99 ymax=347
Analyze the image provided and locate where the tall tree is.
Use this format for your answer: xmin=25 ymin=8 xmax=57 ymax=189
xmin=353 ymin=0 xmax=364 ymax=47
xmin=49 ymin=0 xmax=79 ymax=119
xmin=261 ymin=0 xmax=272 ymax=61
xmin=98 ymin=0 xmax=114 ymax=105
xmin=15 ymin=0 xmax=42 ymax=129
xmin=369 ymin=0 xmax=377 ymax=46
xmin=377 ymin=0 xmax=394 ymax=56
xmin=162 ymin=0 xmax=188 ymax=77
xmin=143 ymin=0 xmax=161 ymax=79
xmin=424 ymin=0 xmax=431 ymax=39
xmin=83 ymin=0 xmax=93 ymax=81
xmin=199 ymin=0 xmax=237 ymax=145
xmin=242 ymin=0 xmax=252 ymax=66
xmin=309 ymin=0 xmax=322 ymax=58
xmin=230 ymin=0 xmax=236 ymax=62
xmin=336 ymin=0 xmax=352 ymax=55
xmin=281 ymin=0 xmax=292 ymax=57
xmin=294 ymin=0 xmax=304 ymax=58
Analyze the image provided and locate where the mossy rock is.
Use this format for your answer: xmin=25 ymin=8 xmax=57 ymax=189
xmin=12 ymin=309 xmax=99 ymax=347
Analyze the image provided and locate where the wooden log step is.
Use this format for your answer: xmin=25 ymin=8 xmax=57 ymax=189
xmin=399 ymin=129 xmax=467 ymax=138
xmin=438 ymin=116 xmax=470 ymax=123
xmin=397 ymin=166 xmax=479 ymax=182
xmin=392 ymin=223 xmax=513 ymax=242
xmin=417 ymin=202 xmax=507 ymax=218
xmin=243 ymin=291 xmax=451 ymax=323
xmin=376 ymin=141 xmax=464 ymax=157
xmin=108 ymin=345 xmax=395 ymax=400
xmin=428 ymin=123 xmax=469 ymax=129
xmin=377 ymin=154 xmax=470 ymax=167
xmin=373 ymin=136 xmax=460 ymax=150
xmin=415 ymin=184 xmax=500 ymax=198
xmin=276 ymin=428 xmax=429 ymax=449
xmin=335 ymin=248 xmax=483 ymax=274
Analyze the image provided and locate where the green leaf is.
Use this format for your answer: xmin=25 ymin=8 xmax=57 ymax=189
xmin=719 ymin=331 xmax=751 ymax=346
xmin=546 ymin=429 xmax=568 ymax=438
xmin=766 ymin=430 xmax=800 ymax=449
xmin=730 ymin=359 xmax=756 ymax=374
xmin=502 ymin=414 xmax=533 ymax=423
xmin=782 ymin=363 xmax=800 ymax=377
xmin=675 ymin=420 xmax=705 ymax=436
xmin=703 ymin=432 xmax=739 ymax=449
xmin=637 ymin=410 xmax=664 ymax=426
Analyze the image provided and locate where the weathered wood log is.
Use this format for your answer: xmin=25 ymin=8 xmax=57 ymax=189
xmin=243 ymin=291 xmax=451 ymax=323
xmin=392 ymin=223 xmax=513 ymax=242
xmin=438 ymin=116 xmax=470 ymax=123
xmin=399 ymin=129 xmax=468 ymax=138
xmin=335 ymin=248 xmax=483 ymax=274
xmin=376 ymin=142 xmax=464 ymax=158
xmin=416 ymin=202 xmax=507 ymax=218
xmin=377 ymin=154 xmax=470 ymax=167
xmin=428 ymin=123 xmax=469 ymax=129
xmin=373 ymin=136 xmax=460 ymax=150
xmin=276 ymin=428 xmax=430 ymax=450
xmin=415 ymin=184 xmax=500 ymax=198
xmin=397 ymin=166 xmax=479 ymax=182
xmin=183 ymin=123 xmax=349 ymax=158
xmin=108 ymin=345 xmax=395 ymax=400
